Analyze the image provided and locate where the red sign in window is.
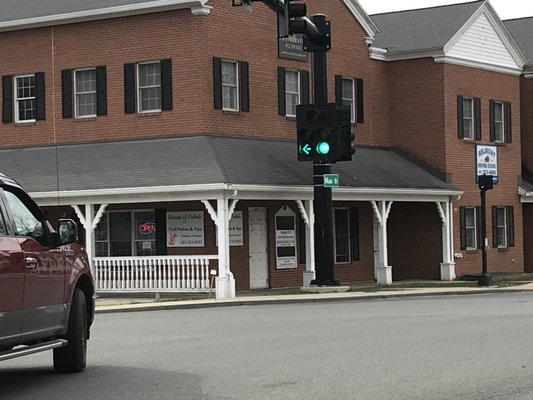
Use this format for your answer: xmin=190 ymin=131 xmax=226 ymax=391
xmin=139 ymin=222 xmax=156 ymax=235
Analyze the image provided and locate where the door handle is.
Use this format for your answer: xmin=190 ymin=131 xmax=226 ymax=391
xmin=25 ymin=257 xmax=38 ymax=268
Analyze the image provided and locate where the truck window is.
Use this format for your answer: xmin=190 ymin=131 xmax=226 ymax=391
xmin=0 ymin=209 xmax=6 ymax=235
xmin=3 ymin=190 xmax=46 ymax=246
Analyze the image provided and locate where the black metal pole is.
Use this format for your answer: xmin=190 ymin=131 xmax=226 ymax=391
xmin=311 ymin=14 xmax=337 ymax=286
xmin=479 ymin=187 xmax=492 ymax=286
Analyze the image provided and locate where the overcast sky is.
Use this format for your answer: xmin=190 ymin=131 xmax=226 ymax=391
xmin=357 ymin=0 xmax=533 ymax=20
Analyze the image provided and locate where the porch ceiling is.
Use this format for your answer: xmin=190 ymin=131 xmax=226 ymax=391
xmin=0 ymin=135 xmax=461 ymax=205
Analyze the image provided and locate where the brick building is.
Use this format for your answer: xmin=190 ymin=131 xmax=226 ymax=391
xmin=0 ymin=0 xmax=529 ymax=297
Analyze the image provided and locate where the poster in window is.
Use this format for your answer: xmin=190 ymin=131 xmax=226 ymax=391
xmin=166 ymin=211 xmax=204 ymax=247
xmin=275 ymin=211 xmax=297 ymax=269
xmin=229 ymin=211 xmax=243 ymax=246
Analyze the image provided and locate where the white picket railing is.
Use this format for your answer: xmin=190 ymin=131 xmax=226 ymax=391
xmin=93 ymin=255 xmax=218 ymax=293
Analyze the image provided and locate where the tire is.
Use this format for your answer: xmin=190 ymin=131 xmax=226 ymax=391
xmin=53 ymin=288 xmax=87 ymax=373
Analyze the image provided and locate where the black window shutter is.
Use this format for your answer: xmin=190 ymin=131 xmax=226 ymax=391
xmin=459 ymin=206 xmax=466 ymax=250
xmin=96 ymin=66 xmax=107 ymax=116
xmin=61 ymin=69 xmax=73 ymax=118
xmin=278 ymin=67 xmax=286 ymax=116
xmin=213 ymin=58 xmax=222 ymax=110
xmin=300 ymin=70 xmax=309 ymax=105
xmin=356 ymin=78 xmax=364 ymax=123
xmin=474 ymin=97 xmax=481 ymax=140
xmin=239 ymin=61 xmax=249 ymax=112
xmin=504 ymin=101 xmax=512 ymax=143
xmin=457 ymin=96 xmax=464 ymax=139
xmin=155 ymin=209 xmax=168 ymax=256
xmin=160 ymin=59 xmax=172 ymax=111
xmin=298 ymin=215 xmax=306 ymax=264
xmin=489 ymin=100 xmax=495 ymax=142
xmin=507 ymin=206 xmax=514 ymax=247
xmin=124 ymin=63 xmax=136 ymax=114
xmin=335 ymin=75 xmax=342 ymax=105
xmin=476 ymin=206 xmax=482 ymax=249
xmin=350 ymin=207 xmax=360 ymax=261
xmin=492 ymin=206 xmax=498 ymax=247
xmin=35 ymin=72 xmax=45 ymax=120
xmin=2 ymin=75 xmax=13 ymax=123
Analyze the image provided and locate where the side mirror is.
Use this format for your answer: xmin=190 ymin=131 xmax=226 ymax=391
xmin=58 ymin=219 xmax=79 ymax=245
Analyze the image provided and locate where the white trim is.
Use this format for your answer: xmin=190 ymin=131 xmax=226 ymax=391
xmin=137 ymin=61 xmax=162 ymax=113
xmin=74 ymin=68 xmax=97 ymax=118
xmin=221 ymin=60 xmax=239 ymax=112
xmin=433 ymin=56 xmax=523 ymax=76
xmin=284 ymin=69 xmax=300 ymax=118
xmin=341 ymin=0 xmax=379 ymax=38
xmin=14 ymin=74 xmax=36 ymax=123
xmin=0 ymin=0 xmax=211 ymax=32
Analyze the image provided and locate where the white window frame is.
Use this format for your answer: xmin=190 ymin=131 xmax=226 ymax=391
xmin=464 ymin=207 xmax=477 ymax=250
xmin=462 ymin=97 xmax=474 ymax=140
xmin=496 ymin=206 xmax=507 ymax=248
xmin=493 ymin=101 xmax=504 ymax=143
xmin=74 ymin=68 xmax=97 ymax=118
xmin=285 ymin=69 xmax=300 ymax=117
xmin=341 ymin=77 xmax=356 ymax=123
xmin=14 ymin=74 xmax=36 ymax=123
xmin=333 ymin=208 xmax=351 ymax=264
xmin=221 ymin=60 xmax=239 ymax=112
xmin=137 ymin=61 xmax=161 ymax=113
xmin=95 ymin=209 xmax=156 ymax=257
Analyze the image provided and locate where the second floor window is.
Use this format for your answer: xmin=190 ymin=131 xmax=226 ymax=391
xmin=221 ymin=60 xmax=238 ymax=111
xmin=457 ymin=95 xmax=481 ymax=140
xmin=341 ymin=78 xmax=355 ymax=123
xmin=138 ymin=62 xmax=161 ymax=112
xmin=335 ymin=75 xmax=364 ymax=124
xmin=213 ymin=58 xmax=249 ymax=113
xmin=75 ymin=69 xmax=97 ymax=117
xmin=490 ymin=100 xmax=511 ymax=143
xmin=15 ymin=75 xmax=36 ymax=122
xmin=284 ymin=69 xmax=300 ymax=117
xmin=492 ymin=205 xmax=514 ymax=248
xmin=278 ymin=67 xmax=308 ymax=117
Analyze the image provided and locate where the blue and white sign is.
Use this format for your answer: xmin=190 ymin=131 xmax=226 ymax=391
xmin=476 ymin=144 xmax=498 ymax=183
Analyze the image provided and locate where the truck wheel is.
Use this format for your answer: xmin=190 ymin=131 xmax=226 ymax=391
xmin=53 ymin=288 xmax=87 ymax=373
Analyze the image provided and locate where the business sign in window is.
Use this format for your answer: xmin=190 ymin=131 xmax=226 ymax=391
xmin=166 ymin=211 xmax=205 ymax=247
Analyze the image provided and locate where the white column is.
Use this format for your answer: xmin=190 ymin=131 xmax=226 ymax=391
xmin=71 ymin=203 xmax=108 ymax=274
xmin=297 ymin=200 xmax=315 ymax=286
xmin=202 ymin=198 xmax=236 ymax=299
xmin=371 ymin=200 xmax=393 ymax=285
xmin=436 ymin=201 xmax=456 ymax=281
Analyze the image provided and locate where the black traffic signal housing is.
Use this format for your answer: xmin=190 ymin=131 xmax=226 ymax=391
xmin=296 ymin=104 xmax=340 ymax=163
xmin=284 ymin=0 xmax=307 ymax=35
xmin=336 ymin=105 xmax=356 ymax=162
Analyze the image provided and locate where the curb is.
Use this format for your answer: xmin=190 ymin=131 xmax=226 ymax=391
xmin=94 ymin=286 xmax=532 ymax=314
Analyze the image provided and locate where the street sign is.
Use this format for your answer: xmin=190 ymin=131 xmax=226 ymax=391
xmin=323 ymin=174 xmax=339 ymax=187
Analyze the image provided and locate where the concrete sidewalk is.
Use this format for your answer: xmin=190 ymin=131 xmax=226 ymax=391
xmin=94 ymin=282 xmax=533 ymax=314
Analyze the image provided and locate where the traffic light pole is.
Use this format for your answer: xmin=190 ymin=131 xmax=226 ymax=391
xmin=311 ymin=14 xmax=337 ymax=286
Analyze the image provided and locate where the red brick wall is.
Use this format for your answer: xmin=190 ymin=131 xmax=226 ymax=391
xmin=520 ymin=77 xmax=533 ymax=174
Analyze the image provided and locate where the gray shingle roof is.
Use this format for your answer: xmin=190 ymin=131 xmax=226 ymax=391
xmin=370 ymin=1 xmax=484 ymax=54
xmin=0 ymin=136 xmax=458 ymax=195
xmin=504 ymin=17 xmax=533 ymax=69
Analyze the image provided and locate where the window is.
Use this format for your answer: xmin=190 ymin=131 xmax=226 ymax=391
xmin=457 ymin=96 xmax=480 ymax=140
xmin=138 ymin=62 xmax=161 ymax=112
xmin=95 ymin=211 xmax=156 ymax=257
xmin=213 ymin=58 xmax=249 ymax=112
xmin=275 ymin=207 xmax=297 ymax=269
xmin=492 ymin=206 xmax=514 ymax=248
xmin=62 ymin=66 xmax=107 ymax=118
xmin=124 ymin=59 xmax=172 ymax=114
xmin=460 ymin=206 xmax=481 ymax=250
xmin=285 ymin=69 xmax=300 ymax=117
xmin=277 ymin=67 xmax=308 ymax=117
xmin=75 ymin=69 xmax=96 ymax=117
xmin=489 ymin=100 xmax=511 ymax=143
xmin=0 ymin=208 xmax=6 ymax=235
xmin=332 ymin=208 xmax=359 ymax=263
xmin=335 ymin=75 xmax=364 ymax=124
xmin=15 ymin=75 xmax=35 ymax=122
xmin=3 ymin=189 xmax=47 ymax=246
xmin=2 ymin=72 xmax=44 ymax=124
xmin=221 ymin=61 xmax=239 ymax=111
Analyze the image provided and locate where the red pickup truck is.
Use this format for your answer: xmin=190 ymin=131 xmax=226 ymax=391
xmin=0 ymin=172 xmax=94 ymax=372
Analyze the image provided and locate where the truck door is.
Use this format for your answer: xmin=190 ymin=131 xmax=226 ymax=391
xmin=2 ymin=188 xmax=66 ymax=335
xmin=0 ymin=201 xmax=24 ymax=341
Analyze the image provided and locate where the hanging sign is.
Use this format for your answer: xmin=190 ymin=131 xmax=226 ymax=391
xmin=475 ymin=144 xmax=498 ymax=183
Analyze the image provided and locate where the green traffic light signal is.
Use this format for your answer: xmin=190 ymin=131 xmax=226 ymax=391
xmin=316 ymin=141 xmax=330 ymax=155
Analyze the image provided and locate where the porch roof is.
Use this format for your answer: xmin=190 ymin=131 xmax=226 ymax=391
xmin=0 ymin=135 xmax=461 ymax=204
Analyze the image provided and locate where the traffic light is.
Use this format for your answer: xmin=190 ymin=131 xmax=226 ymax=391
xmin=284 ymin=0 xmax=307 ymax=35
xmin=296 ymin=104 xmax=339 ymax=163
xmin=336 ymin=105 xmax=356 ymax=161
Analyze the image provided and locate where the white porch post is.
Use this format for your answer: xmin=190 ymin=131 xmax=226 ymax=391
xmin=371 ymin=200 xmax=393 ymax=285
xmin=202 ymin=197 xmax=236 ymax=299
xmin=436 ymin=201 xmax=456 ymax=281
xmin=72 ymin=203 xmax=108 ymax=274
xmin=297 ymin=200 xmax=315 ymax=287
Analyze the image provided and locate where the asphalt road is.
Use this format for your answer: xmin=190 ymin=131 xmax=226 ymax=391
xmin=1 ymin=292 xmax=533 ymax=400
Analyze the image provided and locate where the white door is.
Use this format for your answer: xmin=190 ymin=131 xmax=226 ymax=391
xmin=249 ymin=207 xmax=268 ymax=289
